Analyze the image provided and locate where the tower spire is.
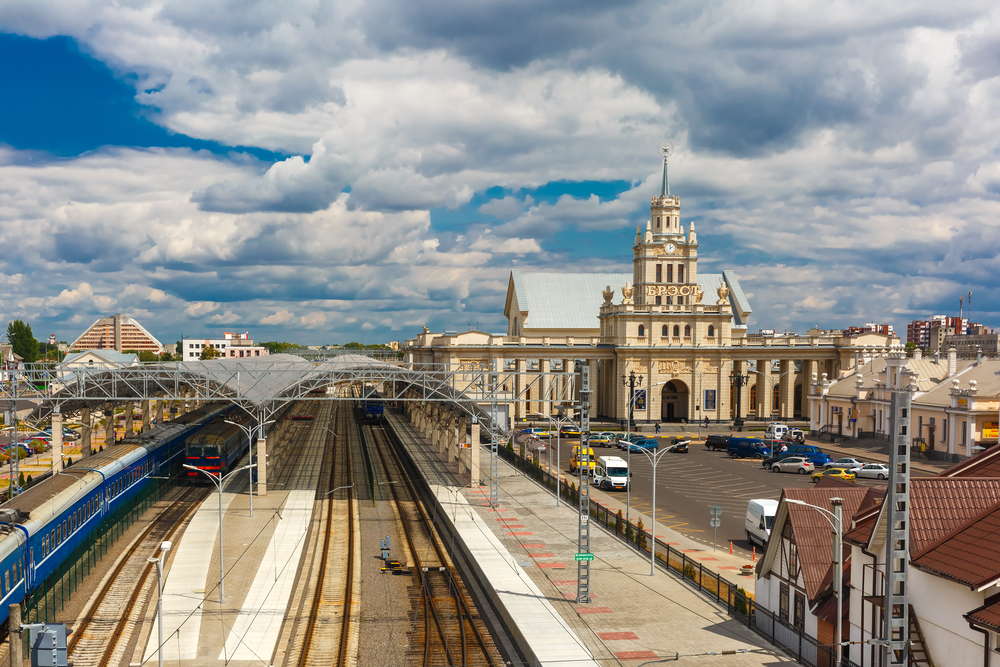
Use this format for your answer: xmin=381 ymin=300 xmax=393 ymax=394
xmin=658 ymin=142 xmax=674 ymax=197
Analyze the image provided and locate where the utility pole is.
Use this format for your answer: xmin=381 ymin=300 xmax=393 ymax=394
xmin=576 ymin=365 xmax=592 ymax=604
xmin=730 ymin=366 xmax=750 ymax=431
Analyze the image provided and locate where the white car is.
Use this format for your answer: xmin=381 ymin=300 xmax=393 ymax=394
xmin=855 ymin=463 xmax=890 ymax=480
xmin=771 ymin=457 xmax=815 ymax=475
xmin=825 ymin=457 xmax=865 ymax=471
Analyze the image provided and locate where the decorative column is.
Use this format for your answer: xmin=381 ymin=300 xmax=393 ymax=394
xmin=780 ymin=360 xmax=796 ymax=420
xmin=124 ymin=401 xmax=134 ymax=439
xmin=257 ymin=438 xmax=267 ymax=496
xmin=756 ymin=359 xmax=772 ymax=420
xmin=469 ymin=420 xmax=481 ymax=486
xmin=142 ymin=400 xmax=151 ymax=432
xmin=156 ymin=400 xmax=164 ymax=425
xmin=514 ymin=358 xmax=526 ymax=421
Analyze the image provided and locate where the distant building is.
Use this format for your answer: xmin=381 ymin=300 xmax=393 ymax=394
xmin=908 ymin=315 xmax=967 ymax=349
xmin=181 ymin=332 xmax=271 ymax=361
xmin=69 ymin=314 xmax=163 ymax=353
xmin=843 ymin=322 xmax=894 ymax=337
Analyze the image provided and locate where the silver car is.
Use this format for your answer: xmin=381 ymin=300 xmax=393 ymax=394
xmin=825 ymin=457 xmax=865 ymax=471
xmin=771 ymin=457 xmax=815 ymax=475
xmin=855 ymin=463 xmax=889 ymax=480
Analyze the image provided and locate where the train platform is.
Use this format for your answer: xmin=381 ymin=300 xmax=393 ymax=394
xmin=387 ymin=412 xmax=792 ymax=666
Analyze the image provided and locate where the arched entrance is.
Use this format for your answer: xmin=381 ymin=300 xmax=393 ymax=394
xmin=661 ymin=380 xmax=689 ymax=422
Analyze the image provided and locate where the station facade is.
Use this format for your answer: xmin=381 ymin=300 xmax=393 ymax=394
xmin=404 ymin=158 xmax=899 ymax=425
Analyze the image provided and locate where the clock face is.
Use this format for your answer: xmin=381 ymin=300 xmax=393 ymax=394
xmin=665 ymin=242 xmax=676 ymax=254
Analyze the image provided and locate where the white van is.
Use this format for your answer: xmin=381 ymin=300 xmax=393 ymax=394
xmin=765 ymin=423 xmax=789 ymax=440
xmin=594 ymin=455 xmax=630 ymax=491
xmin=745 ymin=499 xmax=779 ymax=547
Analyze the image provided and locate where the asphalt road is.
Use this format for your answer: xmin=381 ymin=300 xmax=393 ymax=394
xmin=541 ymin=432 xmax=926 ymax=559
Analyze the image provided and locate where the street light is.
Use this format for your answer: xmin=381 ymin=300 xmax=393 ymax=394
xmin=225 ymin=418 xmax=274 ymax=518
xmin=622 ymin=370 xmax=645 ymax=433
xmin=630 ymin=445 xmax=673 ymax=576
xmin=536 ymin=411 xmax=576 ymax=507
xmin=729 ymin=368 xmax=750 ymax=430
xmin=786 ymin=497 xmax=845 ymax=667
xmin=182 ymin=463 xmax=254 ymax=604
xmin=623 ymin=381 xmax=667 ymax=526
xmin=147 ymin=540 xmax=172 ymax=667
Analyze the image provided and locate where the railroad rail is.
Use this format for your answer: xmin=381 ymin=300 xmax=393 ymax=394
xmin=366 ymin=419 xmax=501 ymax=667
xmin=286 ymin=403 xmax=360 ymax=667
xmin=67 ymin=486 xmax=209 ymax=667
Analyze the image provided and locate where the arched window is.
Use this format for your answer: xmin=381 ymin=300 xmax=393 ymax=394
xmin=708 ymin=325 xmax=715 ymax=337
xmin=638 ymin=325 xmax=645 ymax=337
xmin=684 ymin=325 xmax=691 ymax=337
xmin=673 ymin=325 xmax=680 ymax=337
xmin=662 ymin=325 xmax=668 ymax=337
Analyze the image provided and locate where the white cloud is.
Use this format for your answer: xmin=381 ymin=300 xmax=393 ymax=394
xmin=260 ymin=309 xmax=294 ymax=325
xmin=208 ymin=310 xmax=240 ymax=324
xmin=184 ymin=302 xmax=219 ymax=317
xmin=361 ymin=322 xmax=375 ymax=330
xmin=301 ymin=312 xmax=326 ymax=328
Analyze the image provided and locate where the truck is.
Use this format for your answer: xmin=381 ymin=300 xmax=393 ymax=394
xmin=593 ymin=455 xmax=630 ymax=491
xmin=745 ymin=499 xmax=779 ymax=547
xmin=569 ymin=445 xmax=596 ymax=475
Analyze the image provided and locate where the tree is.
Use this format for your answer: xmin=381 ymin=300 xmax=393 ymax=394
xmin=904 ymin=342 xmax=918 ymax=358
xmin=175 ymin=340 xmax=182 ymax=355
xmin=200 ymin=346 xmax=223 ymax=360
xmin=6 ymin=320 xmax=39 ymax=362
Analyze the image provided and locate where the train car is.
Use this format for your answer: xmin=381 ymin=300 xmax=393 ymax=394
xmin=0 ymin=402 xmax=228 ymax=627
xmin=183 ymin=414 xmax=251 ymax=481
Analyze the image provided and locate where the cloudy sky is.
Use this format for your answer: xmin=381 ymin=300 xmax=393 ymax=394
xmin=1 ymin=1 xmax=998 ymax=346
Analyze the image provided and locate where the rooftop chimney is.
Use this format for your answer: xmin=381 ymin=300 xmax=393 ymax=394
xmin=947 ymin=347 xmax=957 ymax=378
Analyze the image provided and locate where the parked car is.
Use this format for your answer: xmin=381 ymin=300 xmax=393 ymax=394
xmin=746 ymin=499 xmax=779 ymax=547
xmin=705 ymin=434 xmax=730 ymax=452
xmin=663 ymin=437 xmax=689 ymax=453
xmin=559 ymin=424 xmax=582 ymax=438
xmin=779 ymin=445 xmax=833 ymax=467
xmin=784 ymin=428 xmax=806 ymax=443
xmin=824 ymin=457 xmax=865 ymax=471
xmin=812 ymin=468 xmax=857 ymax=483
xmin=38 ymin=426 xmax=80 ymax=441
xmin=771 ymin=456 xmax=815 ymax=474
xmin=727 ymin=437 xmax=772 ymax=459
xmin=594 ymin=455 xmax=630 ymax=491
xmin=616 ymin=432 xmax=643 ymax=450
xmin=764 ymin=423 xmax=790 ymax=440
xmin=570 ymin=446 xmax=597 ymax=474
xmin=519 ymin=427 xmax=551 ymax=439
xmin=590 ymin=432 xmax=614 ymax=446
xmin=856 ymin=463 xmax=890 ymax=480
xmin=627 ymin=438 xmax=659 ymax=453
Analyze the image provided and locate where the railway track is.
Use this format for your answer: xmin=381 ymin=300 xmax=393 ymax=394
xmin=366 ymin=420 xmax=502 ymax=667
xmin=287 ymin=403 xmax=360 ymax=667
xmin=67 ymin=486 xmax=209 ymax=667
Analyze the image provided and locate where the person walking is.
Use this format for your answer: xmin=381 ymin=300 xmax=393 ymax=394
xmin=704 ymin=416 xmax=709 ymax=429
xmin=655 ymin=422 xmax=660 ymax=434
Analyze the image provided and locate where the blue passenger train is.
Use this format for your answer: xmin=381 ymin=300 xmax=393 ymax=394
xmin=0 ymin=403 xmax=229 ymax=626
xmin=183 ymin=414 xmax=252 ymax=481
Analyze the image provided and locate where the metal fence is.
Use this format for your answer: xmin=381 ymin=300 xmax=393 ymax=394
xmin=497 ymin=443 xmax=835 ymax=666
xmin=24 ymin=478 xmax=165 ymax=623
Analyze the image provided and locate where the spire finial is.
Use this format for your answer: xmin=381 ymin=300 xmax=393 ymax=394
xmin=658 ymin=142 xmax=674 ymax=197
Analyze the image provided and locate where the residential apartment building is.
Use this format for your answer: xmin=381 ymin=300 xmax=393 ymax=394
xmin=181 ymin=332 xmax=270 ymax=361
xmin=69 ymin=314 xmax=163 ymax=353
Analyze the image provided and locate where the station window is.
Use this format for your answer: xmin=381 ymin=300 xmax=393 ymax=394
xmin=708 ymin=325 xmax=715 ymax=337
xmin=673 ymin=325 xmax=680 ymax=337
xmin=655 ymin=264 xmax=662 ymax=283
xmin=685 ymin=325 xmax=691 ymax=337
xmin=666 ymin=296 xmax=672 ymax=305
xmin=678 ymin=265 xmax=685 ymax=283
xmin=655 ymin=296 xmax=661 ymax=305
xmin=662 ymin=325 xmax=668 ymax=337
xmin=666 ymin=265 xmax=673 ymax=283
xmin=677 ymin=296 xmax=684 ymax=305
xmin=638 ymin=325 xmax=645 ymax=338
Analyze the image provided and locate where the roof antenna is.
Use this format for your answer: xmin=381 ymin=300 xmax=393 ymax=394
xmin=659 ymin=142 xmax=675 ymax=196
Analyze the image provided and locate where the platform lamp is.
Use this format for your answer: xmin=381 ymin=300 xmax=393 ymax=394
xmin=147 ymin=540 xmax=172 ymax=667
xmin=729 ymin=368 xmax=750 ymax=430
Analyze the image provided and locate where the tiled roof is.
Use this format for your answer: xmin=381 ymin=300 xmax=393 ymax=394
xmin=911 ymin=501 xmax=1000 ymax=589
xmin=939 ymin=443 xmax=1000 ymax=479
xmin=844 ymin=503 xmax=881 ymax=546
xmin=909 ymin=479 xmax=1000 ymax=554
xmin=771 ymin=487 xmax=871 ymax=603
xmin=966 ymin=594 xmax=1000 ymax=631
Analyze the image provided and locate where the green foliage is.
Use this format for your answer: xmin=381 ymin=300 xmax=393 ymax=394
xmin=26 ymin=475 xmax=32 ymax=486
xmin=200 ymin=346 xmax=223 ymax=360
xmin=159 ymin=352 xmax=176 ymax=361
xmin=175 ymin=340 xmax=183 ymax=354
xmin=125 ymin=349 xmax=161 ymax=362
xmin=683 ymin=562 xmax=697 ymax=580
xmin=261 ymin=341 xmax=309 ymax=354
xmin=616 ymin=509 xmax=624 ymax=535
xmin=342 ymin=341 xmax=392 ymax=350
xmin=67 ymin=457 xmax=73 ymax=466
xmin=6 ymin=320 xmax=39 ymax=362
xmin=637 ymin=518 xmax=647 ymax=551
xmin=904 ymin=342 xmax=918 ymax=358
xmin=734 ymin=587 xmax=749 ymax=615
xmin=17 ymin=472 xmax=24 ymax=487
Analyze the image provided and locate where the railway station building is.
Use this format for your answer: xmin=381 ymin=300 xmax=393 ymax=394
xmin=403 ymin=157 xmax=901 ymax=426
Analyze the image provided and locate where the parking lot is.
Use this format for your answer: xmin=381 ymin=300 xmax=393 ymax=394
xmin=531 ymin=431 xmax=925 ymax=559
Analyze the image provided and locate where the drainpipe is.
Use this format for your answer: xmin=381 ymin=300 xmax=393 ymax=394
xmin=965 ymin=618 xmax=990 ymax=667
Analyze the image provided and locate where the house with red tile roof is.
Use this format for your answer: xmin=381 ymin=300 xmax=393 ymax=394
xmin=754 ymin=483 xmax=876 ymax=666
xmin=844 ymin=473 xmax=1000 ymax=667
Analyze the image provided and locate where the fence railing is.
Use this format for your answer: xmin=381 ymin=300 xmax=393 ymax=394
xmin=496 ymin=443 xmax=835 ymax=667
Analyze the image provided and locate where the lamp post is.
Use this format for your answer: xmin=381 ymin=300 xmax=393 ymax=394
xmin=538 ymin=411 xmax=576 ymax=507
xmin=183 ymin=463 xmax=254 ymax=604
xmin=729 ymin=367 xmax=750 ymax=431
xmin=631 ymin=445 xmax=673 ymax=576
xmin=225 ymin=418 xmax=274 ymax=518
xmin=786 ymin=497 xmax=844 ymax=667
xmin=623 ymin=382 xmax=667 ymax=526
xmin=622 ymin=370 xmax=644 ymax=434
xmin=147 ymin=540 xmax=173 ymax=667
